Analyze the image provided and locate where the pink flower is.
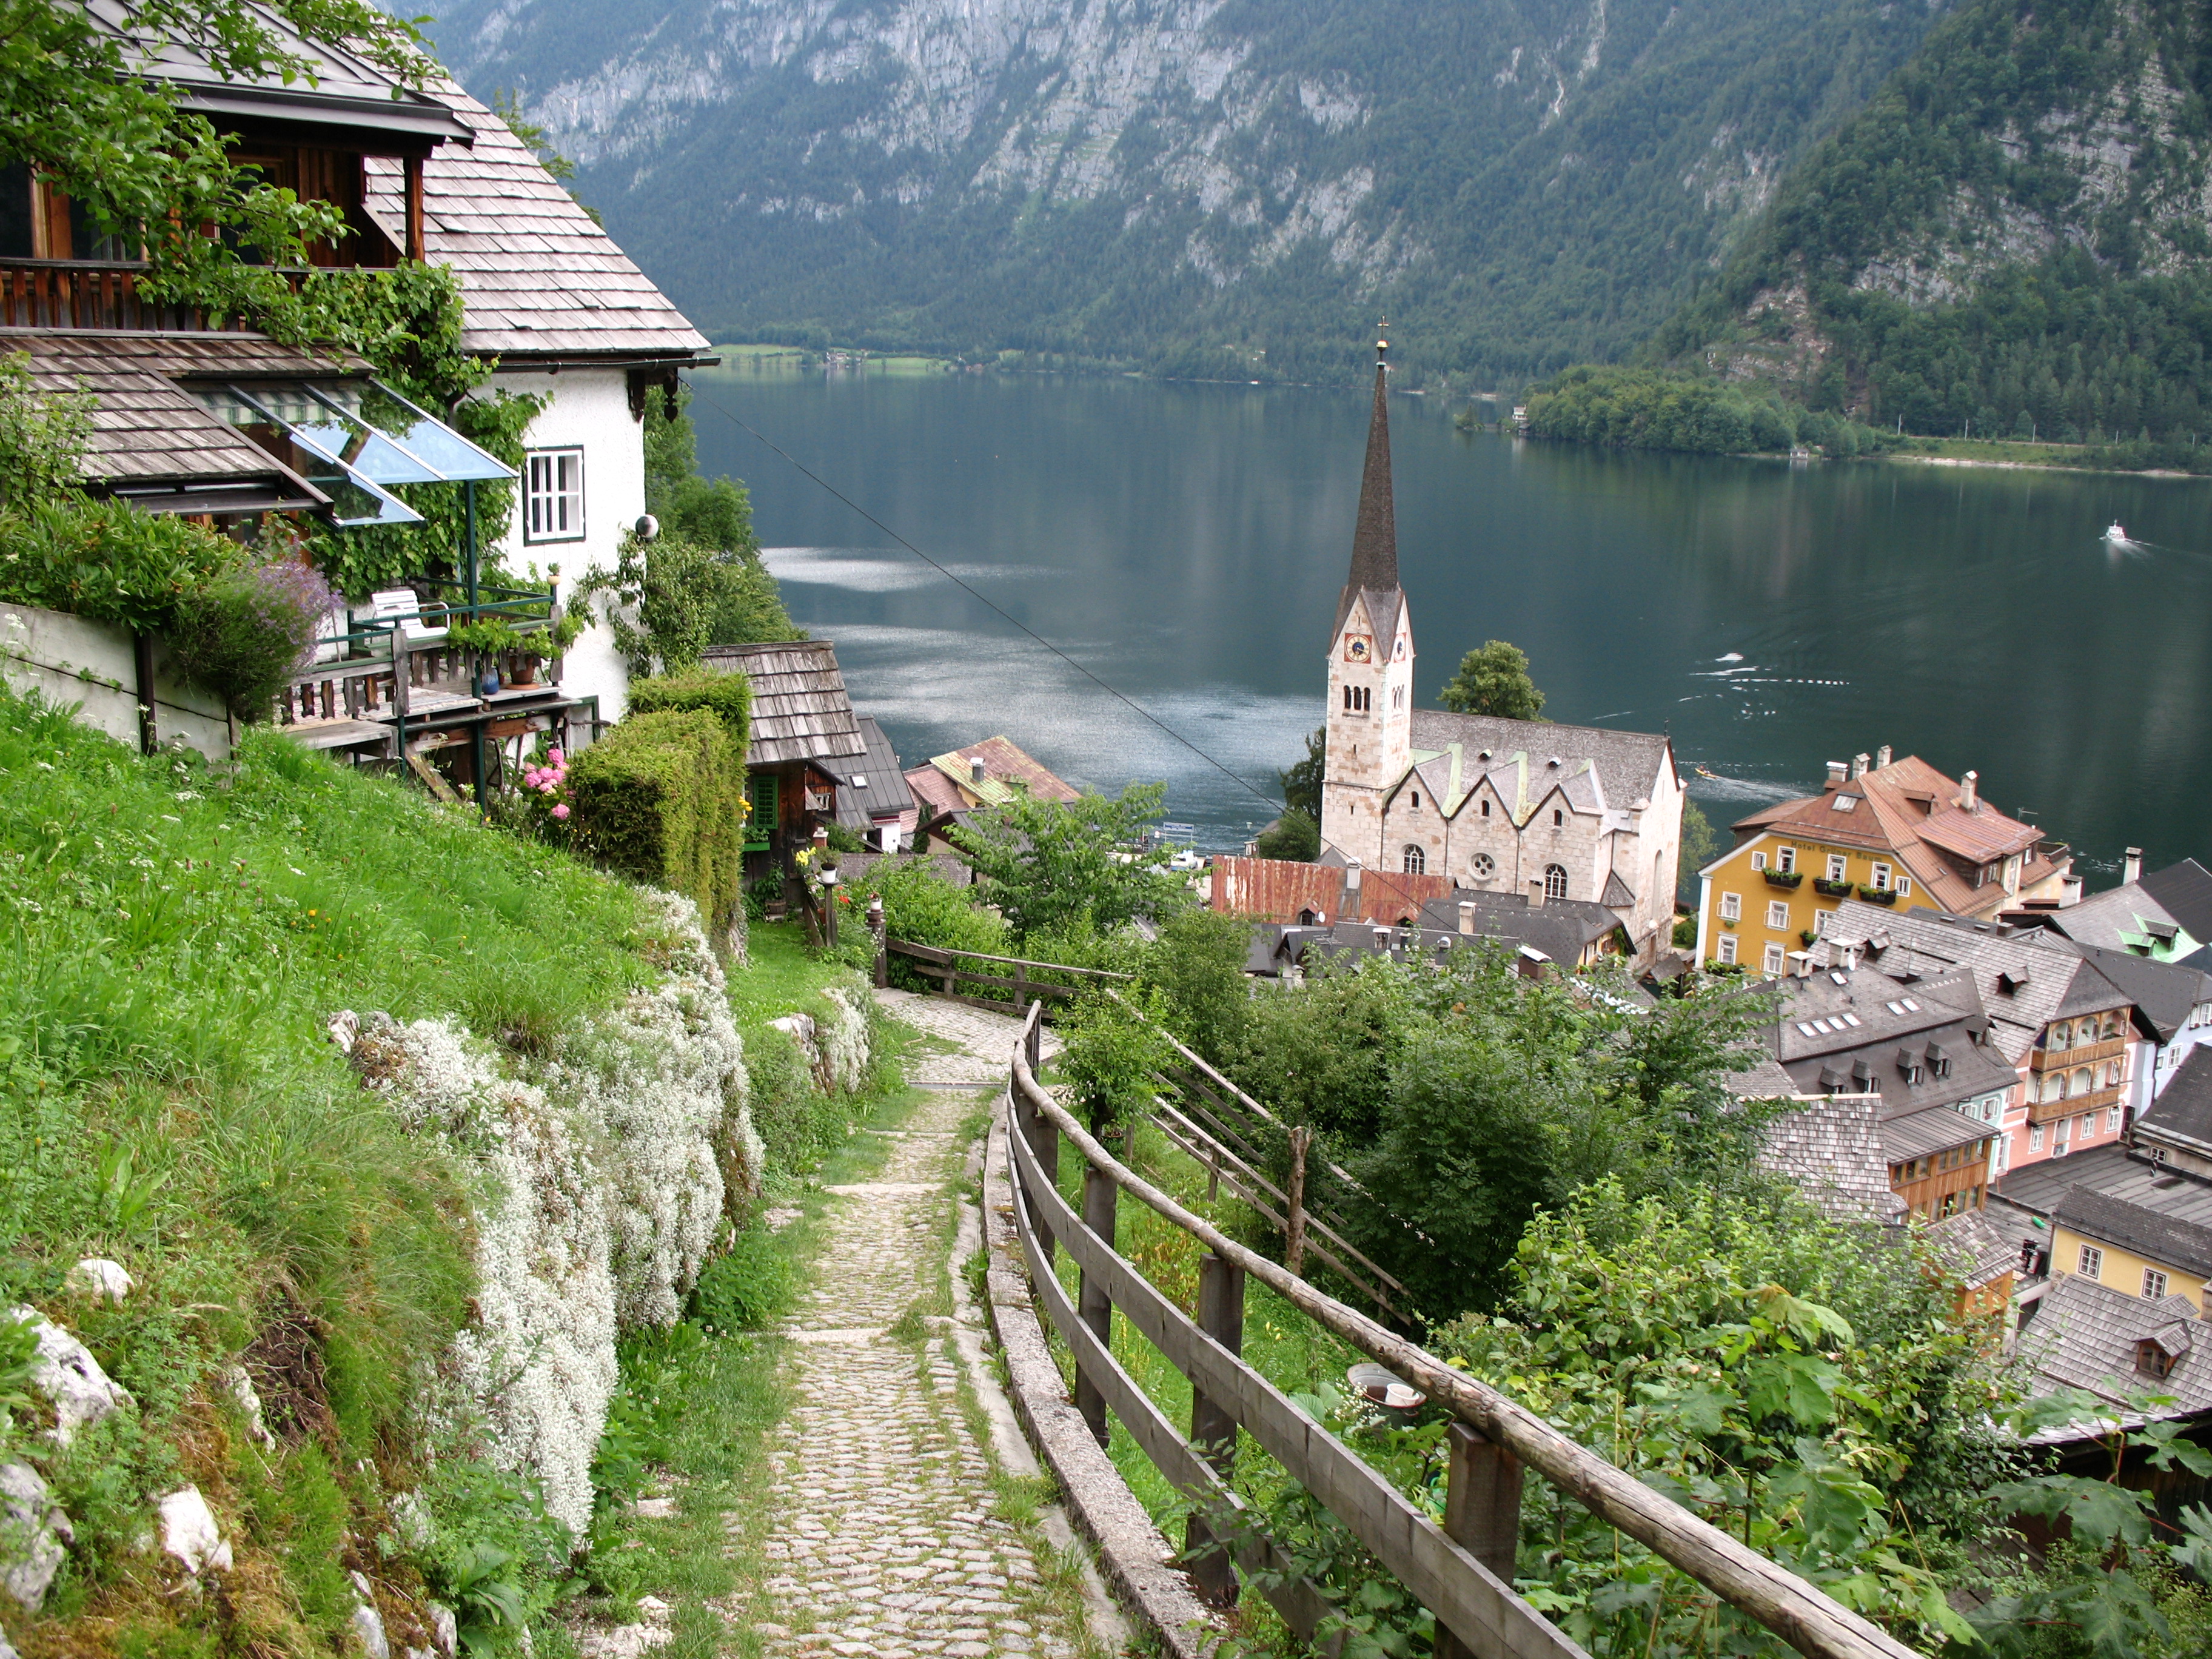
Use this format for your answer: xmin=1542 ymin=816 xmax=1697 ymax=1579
xmin=552 ymin=803 xmax=569 ymax=820
xmin=547 ymin=748 xmax=565 ymax=766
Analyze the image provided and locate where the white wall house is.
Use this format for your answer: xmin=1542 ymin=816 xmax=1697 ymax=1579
xmin=366 ymin=87 xmax=714 ymax=727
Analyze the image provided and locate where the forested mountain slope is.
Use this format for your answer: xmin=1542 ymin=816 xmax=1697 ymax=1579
xmin=428 ymin=0 xmax=1945 ymax=383
xmin=1652 ymin=0 xmax=2212 ymax=442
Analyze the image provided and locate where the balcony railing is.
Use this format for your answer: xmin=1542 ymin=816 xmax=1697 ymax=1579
xmin=0 ymin=258 xmax=306 ymax=332
xmin=2031 ymin=1036 xmax=2126 ymax=1071
xmin=2027 ymin=1083 xmax=2125 ymax=1126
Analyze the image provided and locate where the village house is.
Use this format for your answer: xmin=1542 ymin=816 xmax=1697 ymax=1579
xmin=823 ymin=717 xmax=916 ymax=852
xmin=0 ymin=22 xmax=711 ymax=784
xmin=903 ymin=736 xmax=1081 ymax=850
xmin=1316 ymin=337 xmax=1683 ymax=964
xmin=1694 ymin=751 xmax=2077 ymax=976
xmin=700 ymin=640 xmax=866 ymax=871
xmin=2014 ymin=1272 xmax=2212 ymax=1413
xmin=2036 ymin=853 xmax=2212 ymax=963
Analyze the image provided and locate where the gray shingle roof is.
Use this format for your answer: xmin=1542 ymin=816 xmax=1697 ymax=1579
xmin=2067 ymin=945 xmax=2212 ymax=1047
xmin=1996 ymin=1141 xmax=2212 ymax=1227
xmin=2053 ymin=1188 xmax=2212 ymax=1278
xmin=361 ymin=82 xmax=709 ymax=361
xmin=1755 ymin=1093 xmax=1908 ymax=1224
xmin=826 ymin=716 xmax=913 ymax=830
xmin=2139 ymin=860 xmax=2212 ymax=945
xmin=6 ymin=329 xmax=351 ymax=496
xmin=2136 ymin=1047 xmax=2212 ymax=1162
xmin=2014 ymin=1272 xmax=2212 ymax=1412
xmin=2045 ymin=883 xmax=2190 ymax=955
xmin=1880 ymin=1106 xmax=2000 ymax=1161
xmin=1406 ymin=709 xmax=1674 ymax=816
xmin=701 ymin=641 xmax=863 ymax=766
xmin=1412 ymin=890 xmax=1626 ymax=964
xmin=1925 ymin=1207 xmax=2019 ymax=1291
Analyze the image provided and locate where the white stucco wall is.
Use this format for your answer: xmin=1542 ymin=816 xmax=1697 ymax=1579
xmin=480 ymin=364 xmax=645 ymax=726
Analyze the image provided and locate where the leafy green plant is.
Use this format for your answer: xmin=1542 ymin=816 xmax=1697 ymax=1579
xmin=1056 ymin=987 xmax=1175 ymax=1135
xmin=447 ymin=617 xmax=522 ymax=655
xmin=568 ymin=708 xmax=746 ymax=933
xmin=624 ymin=667 xmax=751 ymax=757
xmin=690 ymin=1230 xmax=797 ymax=1334
xmin=1436 ymin=640 xmax=1545 ymax=720
xmin=953 ymin=781 xmax=1193 ymax=939
xmin=164 ymin=547 xmax=336 ymax=720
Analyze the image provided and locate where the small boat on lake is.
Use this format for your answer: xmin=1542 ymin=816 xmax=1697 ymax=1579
xmin=2106 ymin=521 xmax=2128 ymax=543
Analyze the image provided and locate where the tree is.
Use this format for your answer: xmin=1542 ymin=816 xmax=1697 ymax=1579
xmin=1438 ymin=640 xmax=1546 ymax=720
xmin=1678 ymin=800 xmax=1718 ymax=880
xmin=1279 ymin=726 xmax=1326 ymax=818
xmin=951 ymin=782 xmax=1195 ymax=938
xmin=1253 ymin=808 xmax=1319 ymax=862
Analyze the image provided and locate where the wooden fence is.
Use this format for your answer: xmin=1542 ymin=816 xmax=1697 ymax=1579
xmin=880 ymin=937 xmax=1131 ymax=1011
xmin=1004 ymin=1000 xmax=1919 ymax=1659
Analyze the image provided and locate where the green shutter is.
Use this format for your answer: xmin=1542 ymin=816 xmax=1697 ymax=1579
xmin=745 ymin=773 xmax=777 ymax=851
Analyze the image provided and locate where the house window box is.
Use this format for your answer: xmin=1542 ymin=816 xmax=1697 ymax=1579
xmin=1763 ymin=869 xmax=1804 ymax=890
xmin=1856 ymin=884 xmax=1899 ymax=906
xmin=1813 ymin=877 xmax=1855 ymax=899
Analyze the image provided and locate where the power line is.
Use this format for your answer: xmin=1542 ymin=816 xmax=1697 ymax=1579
xmin=687 ymin=379 xmax=1286 ymax=813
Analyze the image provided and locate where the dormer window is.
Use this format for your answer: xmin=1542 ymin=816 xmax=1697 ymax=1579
xmin=2139 ymin=1341 xmax=2175 ymax=1379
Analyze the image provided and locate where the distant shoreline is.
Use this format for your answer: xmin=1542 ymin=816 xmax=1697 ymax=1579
xmin=1877 ymin=452 xmax=2209 ymax=482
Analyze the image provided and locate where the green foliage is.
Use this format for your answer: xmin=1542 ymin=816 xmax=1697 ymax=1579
xmin=853 ymin=859 xmax=1011 ymax=988
xmin=1525 ymin=366 xmax=1808 ymax=454
xmin=689 ymin=1228 xmax=798 ymax=1333
xmin=569 ymin=708 xmax=746 ymax=934
xmin=1436 ymin=640 xmax=1546 ymax=721
xmin=0 ymin=496 xmax=236 ymax=632
xmin=1254 ymin=808 xmax=1319 ymax=862
xmin=164 ymin=545 xmax=337 ymax=720
xmin=1279 ymin=726 xmax=1326 ymax=820
xmin=1056 ymin=987 xmax=1176 ymax=1135
xmin=1432 ymin=1181 xmax=2009 ymax=1655
xmin=574 ymin=527 xmax=799 ymax=677
xmin=953 ymin=781 xmax=1193 ymax=939
xmin=645 ymin=386 xmax=759 ymax=556
xmin=0 ymin=353 xmax=90 ymax=506
xmin=623 ymin=666 xmax=753 ymax=759
xmin=1141 ymin=908 xmax=1255 ymax=1065
xmin=412 ymin=1460 xmax=574 ymax=1659
xmin=1679 ymin=800 xmax=1718 ymax=882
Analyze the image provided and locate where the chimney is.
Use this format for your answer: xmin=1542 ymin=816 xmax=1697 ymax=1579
xmin=1825 ymin=760 xmax=1848 ymax=789
xmin=1528 ymin=876 xmax=1546 ymax=909
xmin=2125 ymin=847 xmax=2143 ymax=885
xmin=1960 ymin=769 xmax=1979 ymax=811
xmin=1851 ymin=752 xmax=1869 ymax=780
xmin=1875 ymin=745 xmax=1892 ymax=768
xmin=1458 ymin=900 xmax=1475 ymax=935
xmin=1345 ymin=859 xmax=1363 ymax=890
xmin=970 ymin=757 xmax=987 ymax=786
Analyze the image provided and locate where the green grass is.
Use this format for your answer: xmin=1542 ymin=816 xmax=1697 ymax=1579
xmin=0 ymin=686 xmax=695 ymax=1654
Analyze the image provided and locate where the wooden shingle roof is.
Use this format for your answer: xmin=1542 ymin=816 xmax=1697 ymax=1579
xmin=701 ymin=641 xmax=863 ymax=766
xmin=362 ymin=82 xmax=709 ymax=361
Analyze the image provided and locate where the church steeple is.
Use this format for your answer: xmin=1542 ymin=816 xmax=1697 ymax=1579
xmin=1335 ymin=326 xmax=1398 ymax=637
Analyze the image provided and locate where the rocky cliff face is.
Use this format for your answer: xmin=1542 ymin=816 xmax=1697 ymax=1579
xmin=431 ymin=0 xmax=1944 ymax=381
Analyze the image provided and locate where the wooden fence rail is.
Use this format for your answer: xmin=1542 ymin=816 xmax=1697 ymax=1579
xmin=1004 ymin=1001 xmax=1920 ymax=1659
xmin=881 ymin=937 xmax=1132 ymax=1012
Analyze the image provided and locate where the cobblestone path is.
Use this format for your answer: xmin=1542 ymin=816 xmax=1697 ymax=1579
xmin=739 ymin=994 xmax=1089 ymax=1659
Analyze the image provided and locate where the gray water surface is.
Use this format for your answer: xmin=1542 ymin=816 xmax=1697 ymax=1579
xmin=688 ymin=364 xmax=2212 ymax=876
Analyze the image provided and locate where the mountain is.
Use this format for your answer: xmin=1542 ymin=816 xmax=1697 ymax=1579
xmin=426 ymin=0 xmax=1947 ymax=384
xmin=1649 ymin=0 xmax=2212 ymax=443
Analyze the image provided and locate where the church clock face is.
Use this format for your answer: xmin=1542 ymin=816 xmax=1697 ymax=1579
xmin=1344 ymin=635 xmax=1373 ymax=663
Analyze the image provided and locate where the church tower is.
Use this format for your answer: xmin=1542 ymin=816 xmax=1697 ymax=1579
xmin=1319 ymin=330 xmax=1414 ymax=868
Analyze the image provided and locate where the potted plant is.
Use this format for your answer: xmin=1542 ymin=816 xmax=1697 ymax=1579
xmin=506 ymin=612 xmax=585 ymax=686
xmin=1813 ymin=876 xmax=1855 ymax=898
xmin=1857 ymin=883 xmax=1899 ymax=906
xmin=447 ymin=617 xmax=518 ymax=697
xmin=1762 ymin=867 xmax=1804 ymax=889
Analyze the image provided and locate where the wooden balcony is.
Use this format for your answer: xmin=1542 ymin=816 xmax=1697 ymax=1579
xmin=2031 ymin=1035 xmax=2125 ymax=1072
xmin=2027 ymin=1083 xmax=2125 ymax=1126
xmin=0 ymin=258 xmax=303 ymax=332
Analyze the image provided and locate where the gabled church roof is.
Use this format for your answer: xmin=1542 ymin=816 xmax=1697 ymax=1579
xmin=1333 ymin=335 xmax=1401 ymax=642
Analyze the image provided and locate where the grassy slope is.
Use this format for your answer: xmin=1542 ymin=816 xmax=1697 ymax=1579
xmin=0 ymin=686 xmax=671 ymax=1656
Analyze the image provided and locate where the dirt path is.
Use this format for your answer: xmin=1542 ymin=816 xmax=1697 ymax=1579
xmin=731 ymin=992 xmax=1092 ymax=1659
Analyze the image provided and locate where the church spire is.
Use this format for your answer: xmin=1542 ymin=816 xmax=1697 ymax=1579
xmin=1335 ymin=324 xmax=1398 ymax=635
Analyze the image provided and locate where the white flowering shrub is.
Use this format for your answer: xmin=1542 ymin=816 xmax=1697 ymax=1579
xmin=337 ymin=889 xmax=765 ymax=1537
xmin=818 ymin=984 xmax=871 ymax=1095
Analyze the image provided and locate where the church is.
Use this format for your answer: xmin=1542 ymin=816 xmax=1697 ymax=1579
xmin=1316 ymin=338 xmax=1686 ymax=964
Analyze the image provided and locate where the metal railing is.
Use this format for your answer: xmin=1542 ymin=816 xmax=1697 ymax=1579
xmin=1004 ymin=1000 xmax=1920 ymax=1659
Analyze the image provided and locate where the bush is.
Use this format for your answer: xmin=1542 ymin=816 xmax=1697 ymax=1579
xmin=165 ymin=549 xmax=334 ymax=720
xmin=1056 ymin=987 xmax=1175 ymax=1135
xmin=569 ymin=708 xmax=745 ymax=934
xmin=689 ymin=1228 xmax=796 ymax=1333
xmin=856 ymin=859 xmax=1010 ymax=988
xmin=0 ymin=497 xmax=234 ymax=631
xmin=625 ymin=666 xmax=752 ymax=759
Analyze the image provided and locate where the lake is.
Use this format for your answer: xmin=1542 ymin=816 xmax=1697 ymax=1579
xmin=686 ymin=363 xmax=2212 ymax=881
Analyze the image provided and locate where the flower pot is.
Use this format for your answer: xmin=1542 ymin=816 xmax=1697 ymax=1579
xmin=1762 ymin=869 xmax=1804 ymax=889
xmin=1813 ymin=877 xmax=1855 ymax=898
xmin=1857 ymin=884 xmax=1899 ymax=906
xmin=506 ymin=652 xmax=543 ymax=686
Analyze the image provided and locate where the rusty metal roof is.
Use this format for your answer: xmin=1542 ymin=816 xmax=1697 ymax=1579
xmin=701 ymin=640 xmax=863 ymax=765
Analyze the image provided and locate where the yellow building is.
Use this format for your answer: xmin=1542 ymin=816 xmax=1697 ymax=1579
xmin=2049 ymin=1188 xmax=2212 ymax=1313
xmin=1695 ymin=750 xmax=2071 ymax=974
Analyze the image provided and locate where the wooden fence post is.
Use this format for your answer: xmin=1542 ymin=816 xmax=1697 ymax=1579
xmin=1434 ymin=1421 xmax=1526 ymax=1659
xmin=1185 ymin=1250 xmax=1246 ymax=1606
xmin=1074 ymin=1165 xmax=1117 ymax=1446
xmin=1285 ymin=1125 xmax=1313 ymax=1278
xmin=1013 ymin=960 xmax=1027 ymax=1014
xmin=870 ymin=899 xmax=887 ymax=987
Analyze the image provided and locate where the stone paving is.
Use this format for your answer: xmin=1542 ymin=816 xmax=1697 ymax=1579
xmin=732 ymin=994 xmax=1087 ymax=1659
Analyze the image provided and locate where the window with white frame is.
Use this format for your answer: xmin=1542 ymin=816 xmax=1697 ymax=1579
xmin=2144 ymin=1269 xmax=2169 ymax=1300
xmin=1777 ymin=846 xmax=1796 ymax=873
xmin=2029 ymin=1123 xmax=2044 ymax=1150
xmin=1826 ymin=854 xmax=1847 ymax=881
xmin=1766 ymin=900 xmax=1790 ymax=929
xmin=1871 ymin=862 xmax=1892 ymax=890
xmin=2077 ymin=1244 xmax=2103 ymax=1279
xmin=1750 ymin=850 xmax=1768 ymax=871
xmin=525 ymin=447 xmax=585 ymax=543
xmin=1716 ymin=934 xmax=1737 ymax=964
xmin=2107 ymin=1105 xmax=2123 ymax=1133
xmin=1897 ymin=877 xmax=1912 ymax=897
xmin=1814 ymin=909 xmax=1832 ymax=936
xmin=1719 ymin=892 xmax=1741 ymax=921
xmin=1544 ymin=863 xmax=1568 ymax=900
xmin=1762 ymin=943 xmax=1785 ymax=975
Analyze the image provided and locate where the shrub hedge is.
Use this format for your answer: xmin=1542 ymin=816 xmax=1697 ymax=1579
xmin=623 ymin=666 xmax=752 ymax=757
xmin=570 ymin=708 xmax=745 ymax=933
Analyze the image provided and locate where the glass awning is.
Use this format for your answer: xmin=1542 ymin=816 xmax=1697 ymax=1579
xmin=198 ymin=379 xmax=517 ymax=529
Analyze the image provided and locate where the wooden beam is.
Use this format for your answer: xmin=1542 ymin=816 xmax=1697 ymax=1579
xmin=403 ymin=154 xmax=425 ymax=261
